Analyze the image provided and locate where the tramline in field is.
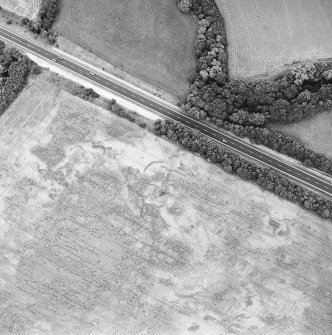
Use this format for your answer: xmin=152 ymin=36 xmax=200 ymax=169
xmin=0 ymin=0 xmax=41 ymax=20
xmin=216 ymin=0 xmax=332 ymax=79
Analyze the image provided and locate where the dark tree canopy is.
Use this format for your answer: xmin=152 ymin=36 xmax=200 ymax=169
xmin=0 ymin=44 xmax=33 ymax=117
xmin=21 ymin=0 xmax=60 ymax=44
xmin=154 ymin=119 xmax=332 ymax=220
xmin=178 ymin=0 xmax=332 ymax=175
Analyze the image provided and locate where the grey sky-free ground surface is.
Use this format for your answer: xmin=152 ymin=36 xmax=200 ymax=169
xmin=0 ymin=79 xmax=331 ymax=335
xmin=54 ymin=0 xmax=197 ymax=99
xmin=216 ymin=0 xmax=332 ymax=79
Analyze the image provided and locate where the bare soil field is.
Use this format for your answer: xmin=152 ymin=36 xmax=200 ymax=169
xmin=0 ymin=0 xmax=40 ymax=19
xmin=53 ymin=0 xmax=196 ymax=99
xmin=216 ymin=0 xmax=332 ymax=79
xmin=270 ymin=110 xmax=332 ymax=160
xmin=0 ymin=78 xmax=331 ymax=335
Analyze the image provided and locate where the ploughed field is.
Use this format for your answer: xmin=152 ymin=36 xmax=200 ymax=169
xmin=0 ymin=0 xmax=40 ymax=19
xmin=216 ymin=0 xmax=332 ymax=79
xmin=0 ymin=78 xmax=331 ymax=335
xmin=53 ymin=0 xmax=196 ymax=99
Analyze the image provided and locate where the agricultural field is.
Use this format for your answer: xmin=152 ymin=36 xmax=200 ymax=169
xmin=0 ymin=78 xmax=331 ymax=335
xmin=216 ymin=0 xmax=332 ymax=79
xmin=270 ymin=110 xmax=332 ymax=160
xmin=0 ymin=0 xmax=40 ymax=20
xmin=53 ymin=0 xmax=196 ymax=99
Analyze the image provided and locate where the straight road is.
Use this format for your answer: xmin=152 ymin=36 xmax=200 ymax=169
xmin=0 ymin=27 xmax=331 ymax=197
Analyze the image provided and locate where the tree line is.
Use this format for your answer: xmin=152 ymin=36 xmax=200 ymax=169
xmin=0 ymin=41 xmax=33 ymax=116
xmin=184 ymin=61 xmax=332 ymax=125
xmin=177 ymin=0 xmax=332 ymax=175
xmin=106 ymin=98 xmax=147 ymax=128
xmin=73 ymin=86 xmax=99 ymax=101
xmin=21 ymin=0 xmax=60 ymax=44
xmin=210 ymin=118 xmax=332 ymax=175
xmin=154 ymin=119 xmax=332 ymax=220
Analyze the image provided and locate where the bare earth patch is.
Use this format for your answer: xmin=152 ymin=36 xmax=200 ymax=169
xmin=216 ymin=0 xmax=332 ymax=79
xmin=0 ymin=78 xmax=331 ymax=335
xmin=269 ymin=110 xmax=332 ymax=160
xmin=53 ymin=0 xmax=197 ymax=99
xmin=0 ymin=0 xmax=40 ymax=20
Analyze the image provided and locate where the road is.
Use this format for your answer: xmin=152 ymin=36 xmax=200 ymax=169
xmin=0 ymin=27 xmax=331 ymax=197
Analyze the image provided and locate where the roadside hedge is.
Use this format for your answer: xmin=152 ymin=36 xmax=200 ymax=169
xmin=154 ymin=119 xmax=332 ymax=220
xmin=178 ymin=0 xmax=332 ymax=175
xmin=210 ymin=118 xmax=332 ymax=175
xmin=73 ymin=86 xmax=99 ymax=101
xmin=106 ymin=98 xmax=147 ymax=128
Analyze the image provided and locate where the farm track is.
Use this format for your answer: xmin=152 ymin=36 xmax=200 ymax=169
xmin=0 ymin=0 xmax=40 ymax=19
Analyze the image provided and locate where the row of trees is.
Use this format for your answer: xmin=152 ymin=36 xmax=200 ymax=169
xmin=0 ymin=42 xmax=33 ymax=116
xmin=21 ymin=0 xmax=60 ymax=44
xmin=178 ymin=0 xmax=332 ymax=177
xmin=210 ymin=117 xmax=332 ymax=175
xmin=106 ymin=98 xmax=147 ymax=128
xmin=184 ymin=61 xmax=332 ymax=125
xmin=180 ymin=1 xmax=332 ymax=126
xmin=180 ymin=0 xmax=228 ymax=86
xmin=154 ymin=119 xmax=332 ymax=219
xmin=72 ymin=86 xmax=99 ymax=101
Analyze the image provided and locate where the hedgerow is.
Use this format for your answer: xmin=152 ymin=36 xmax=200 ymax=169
xmin=106 ymin=98 xmax=147 ymax=128
xmin=184 ymin=61 xmax=332 ymax=125
xmin=72 ymin=86 xmax=99 ymax=101
xmin=210 ymin=118 xmax=332 ymax=175
xmin=155 ymin=119 xmax=332 ymax=219
xmin=177 ymin=0 xmax=332 ymax=174
xmin=21 ymin=0 xmax=60 ymax=44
